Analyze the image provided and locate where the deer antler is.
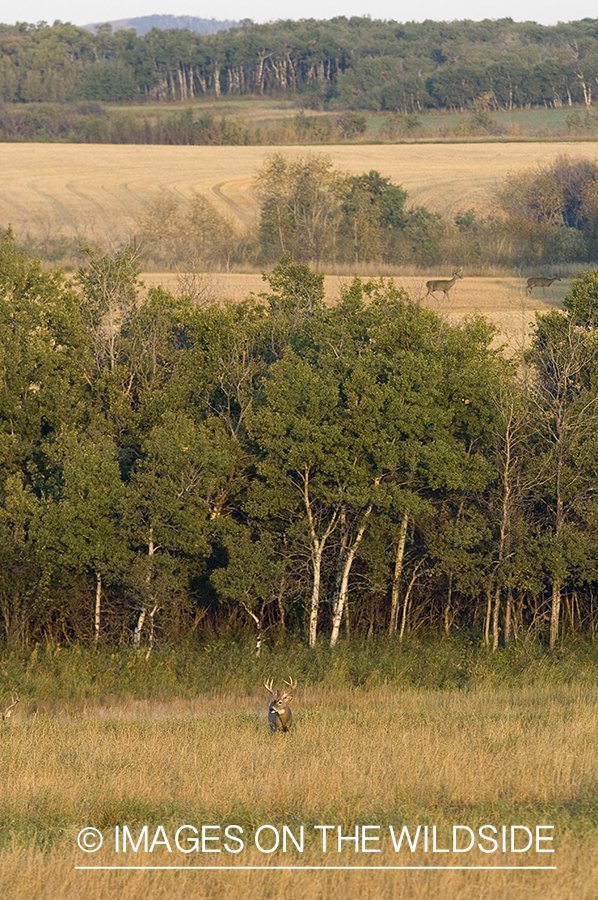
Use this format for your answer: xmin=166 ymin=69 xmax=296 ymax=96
xmin=2 ymin=696 xmax=19 ymax=720
xmin=263 ymin=678 xmax=276 ymax=696
xmin=282 ymin=677 xmax=297 ymax=696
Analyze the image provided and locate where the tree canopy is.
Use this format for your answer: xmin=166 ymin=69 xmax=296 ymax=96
xmin=2 ymin=17 xmax=598 ymax=112
xmin=0 ymin=231 xmax=597 ymax=650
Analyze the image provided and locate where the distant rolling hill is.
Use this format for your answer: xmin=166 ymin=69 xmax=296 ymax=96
xmin=81 ymin=14 xmax=241 ymax=35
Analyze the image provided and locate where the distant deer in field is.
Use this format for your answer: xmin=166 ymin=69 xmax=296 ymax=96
xmin=2 ymin=697 xmax=19 ymax=721
xmin=425 ymin=267 xmax=463 ymax=300
xmin=525 ymin=273 xmax=561 ymax=296
xmin=263 ymin=677 xmax=296 ymax=732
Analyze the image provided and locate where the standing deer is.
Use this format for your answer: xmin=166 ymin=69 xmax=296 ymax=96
xmin=263 ymin=677 xmax=296 ymax=732
xmin=525 ymin=273 xmax=561 ymax=296
xmin=425 ymin=268 xmax=463 ymax=300
xmin=2 ymin=697 xmax=19 ymax=721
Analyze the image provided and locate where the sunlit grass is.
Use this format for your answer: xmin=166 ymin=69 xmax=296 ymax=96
xmin=0 ymin=677 xmax=596 ymax=896
xmin=0 ymin=639 xmax=596 ymax=896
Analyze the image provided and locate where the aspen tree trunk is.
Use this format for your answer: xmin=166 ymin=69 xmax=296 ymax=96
xmin=493 ymin=397 xmax=516 ymax=653
xmin=492 ymin=588 xmax=501 ymax=653
xmin=504 ymin=588 xmax=513 ymax=645
xmin=389 ymin=511 xmax=409 ymax=634
xmin=399 ymin=559 xmax=423 ymax=643
xmin=303 ymin=466 xmax=339 ymax=648
xmin=330 ymin=507 xmax=347 ymax=618
xmin=484 ymin=588 xmax=492 ymax=647
xmin=94 ymin=570 xmax=102 ymax=646
xmin=134 ymin=528 xmax=155 ymax=651
xmin=550 ymin=580 xmax=562 ymax=651
xmin=330 ymin=501 xmax=373 ymax=648
xmin=550 ymin=473 xmax=564 ymax=651
xmin=308 ymin=549 xmax=324 ymax=649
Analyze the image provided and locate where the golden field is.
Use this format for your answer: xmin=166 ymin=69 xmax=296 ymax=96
xmin=0 ymin=684 xmax=596 ymax=899
xmin=0 ymin=141 xmax=580 ymax=343
xmin=142 ymin=271 xmax=563 ymax=349
xmin=2 ymin=141 xmax=598 ymax=244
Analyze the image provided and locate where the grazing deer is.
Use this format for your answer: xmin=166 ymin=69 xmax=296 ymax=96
xmin=425 ymin=268 xmax=463 ymax=300
xmin=525 ymin=273 xmax=561 ymax=296
xmin=263 ymin=677 xmax=296 ymax=733
xmin=2 ymin=697 xmax=19 ymax=721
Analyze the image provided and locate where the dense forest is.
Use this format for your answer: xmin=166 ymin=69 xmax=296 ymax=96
xmin=2 ymin=17 xmax=598 ymax=111
xmin=1 ymin=228 xmax=598 ymax=653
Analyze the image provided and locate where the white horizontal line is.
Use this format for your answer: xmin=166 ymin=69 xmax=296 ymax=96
xmin=75 ymin=865 xmax=557 ymax=871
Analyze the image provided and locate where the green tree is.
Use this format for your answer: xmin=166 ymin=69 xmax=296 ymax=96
xmin=526 ymin=301 xmax=598 ymax=649
xmin=124 ymin=411 xmax=236 ymax=649
xmin=33 ymin=426 xmax=127 ymax=644
xmin=255 ymin=152 xmax=346 ymax=265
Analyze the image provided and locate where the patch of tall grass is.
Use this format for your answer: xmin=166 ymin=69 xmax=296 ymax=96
xmin=1 ymin=633 xmax=597 ymax=709
xmin=0 ymin=637 xmax=596 ymax=898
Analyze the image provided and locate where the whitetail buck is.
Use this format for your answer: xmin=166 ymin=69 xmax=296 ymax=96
xmin=2 ymin=697 xmax=19 ymax=721
xmin=425 ymin=268 xmax=463 ymax=300
xmin=263 ymin=677 xmax=296 ymax=732
xmin=525 ymin=273 xmax=561 ymax=296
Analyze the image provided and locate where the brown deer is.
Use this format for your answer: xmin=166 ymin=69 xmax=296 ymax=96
xmin=263 ymin=677 xmax=296 ymax=732
xmin=425 ymin=268 xmax=463 ymax=300
xmin=525 ymin=273 xmax=561 ymax=296
xmin=2 ymin=697 xmax=19 ymax=721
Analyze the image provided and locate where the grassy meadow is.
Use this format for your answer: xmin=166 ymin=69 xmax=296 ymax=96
xmin=0 ymin=640 xmax=596 ymax=898
xmin=3 ymin=140 xmax=598 ymax=249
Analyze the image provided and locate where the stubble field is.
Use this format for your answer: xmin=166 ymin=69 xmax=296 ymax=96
xmin=2 ymin=140 xmax=598 ymax=242
xmin=141 ymin=271 xmax=563 ymax=349
xmin=1 ymin=684 xmax=596 ymax=900
xmin=0 ymin=141 xmax=580 ymax=340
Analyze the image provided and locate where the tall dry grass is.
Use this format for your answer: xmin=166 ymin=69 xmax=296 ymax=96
xmin=0 ymin=684 xmax=595 ymax=898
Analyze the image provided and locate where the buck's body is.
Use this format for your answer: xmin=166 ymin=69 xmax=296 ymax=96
xmin=425 ymin=268 xmax=463 ymax=300
xmin=264 ymin=677 xmax=296 ymax=733
xmin=268 ymin=695 xmax=292 ymax=732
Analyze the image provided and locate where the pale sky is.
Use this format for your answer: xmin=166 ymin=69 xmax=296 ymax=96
xmin=0 ymin=0 xmax=595 ymax=28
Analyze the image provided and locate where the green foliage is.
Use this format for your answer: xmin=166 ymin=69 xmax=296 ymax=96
xmin=563 ymin=269 xmax=598 ymax=327
xmin=3 ymin=635 xmax=598 ymax=704
xmin=2 ymin=231 xmax=598 ymax=648
xmin=255 ymin=152 xmax=346 ymax=264
xmin=142 ymin=191 xmax=241 ymax=272
xmin=79 ymin=60 xmax=139 ymax=102
xmin=255 ymin=156 xmax=442 ymax=267
xmin=4 ymin=17 xmax=598 ymax=116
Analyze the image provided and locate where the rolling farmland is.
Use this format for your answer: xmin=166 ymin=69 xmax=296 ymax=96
xmin=0 ymin=141 xmax=577 ymax=341
xmin=2 ymin=141 xmax=598 ymax=245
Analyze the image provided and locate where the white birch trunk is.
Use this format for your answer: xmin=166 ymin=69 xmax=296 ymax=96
xmin=94 ymin=569 xmax=102 ymax=645
xmin=330 ymin=501 xmax=373 ymax=648
xmin=389 ymin=510 xmax=409 ymax=634
xmin=303 ymin=465 xmax=339 ymax=648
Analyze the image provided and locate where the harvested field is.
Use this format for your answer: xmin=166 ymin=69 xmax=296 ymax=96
xmin=141 ymin=271 xmax=564 ymax=349
xmin=1 ymin=141 xmax=598 ymax=243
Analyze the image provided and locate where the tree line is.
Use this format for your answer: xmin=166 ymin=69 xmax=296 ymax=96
xmin=7 ymin=152 xmax=598 ymax=271
xmin=3 ymin=17 xmax=598 ymax=111
xmin=138 ymin=153 xmax=598 ymax=274
xmin=1 ymin=229 xmax=598 ymax=651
